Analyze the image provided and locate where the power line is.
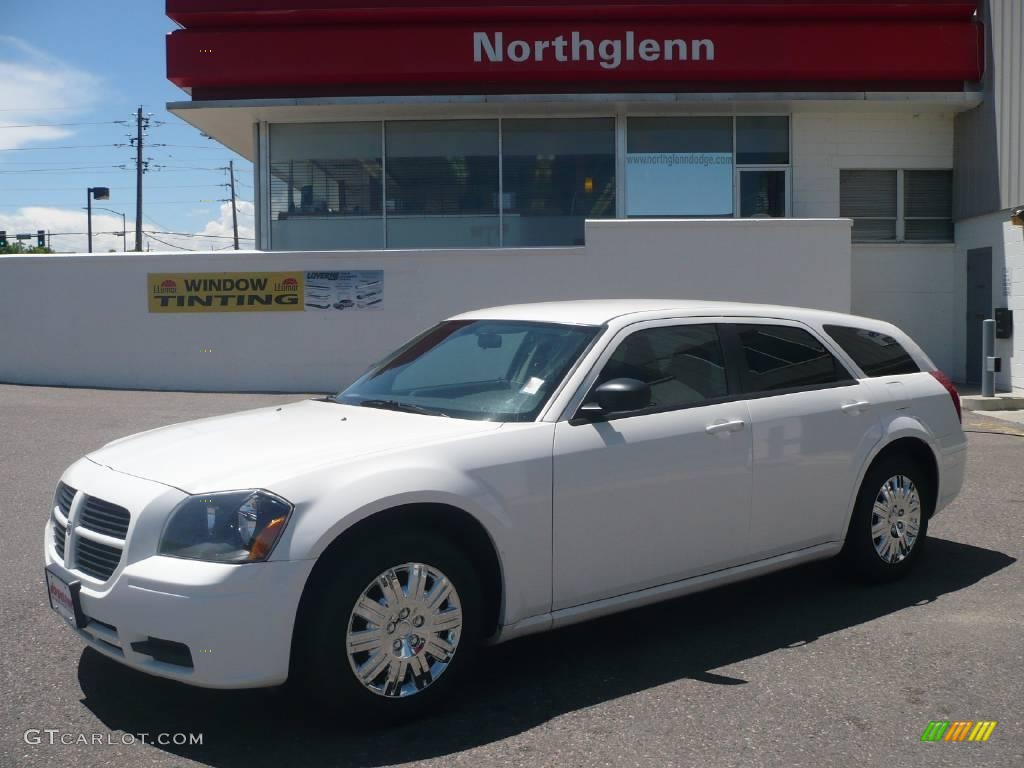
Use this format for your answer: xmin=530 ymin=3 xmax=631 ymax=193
xmin=158 ymin=144 xmax=225 ymax=150
xmin=0 ymin=184 xmax=238 ymax=191
xmin=0 ymin=201 xmax=232 ymax=208
xmin=0 ymin=160 xmax=123 ymax=165
xmin=0 ymin=121 xmax=128 ymax=129
xmin=0 ymin=166 xmax=128 ymax=174
xmin=0 ymin=145 xmax=122 ymax=152
xmin=47 ymin=231 xmax=125 ymax=237
xmin=144 ymin=233 xmax=195 ymax=251
xmin=146 ymin=230 xmax=255 ymax=240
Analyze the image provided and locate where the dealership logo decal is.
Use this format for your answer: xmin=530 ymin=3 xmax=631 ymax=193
xmin=474 ymin=31 xmax=715 ymax=70
xmin=920 ymin=721 xmax=997 ymax=742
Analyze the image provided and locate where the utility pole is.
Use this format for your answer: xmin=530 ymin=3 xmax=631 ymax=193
xmin=131 ymin=107 xmax=148 ymax=252
xmin=228 ymin=160 xmax=240 ymax=250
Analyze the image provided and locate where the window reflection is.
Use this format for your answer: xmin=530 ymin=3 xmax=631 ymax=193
xmin=385 ymin=120 xmax=499 ymax=249
xmin=270 ymin=122 xmax=384 ymax=250
xmin=502 ymin=118 xmax=616 ymax=247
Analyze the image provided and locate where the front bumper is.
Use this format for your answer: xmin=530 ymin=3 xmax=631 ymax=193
xmin=44 ymin=459 xmax=315 ymax=689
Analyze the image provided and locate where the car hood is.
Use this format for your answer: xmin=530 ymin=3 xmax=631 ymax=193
xmin=87 ymin=399 xmax=503 ymax=494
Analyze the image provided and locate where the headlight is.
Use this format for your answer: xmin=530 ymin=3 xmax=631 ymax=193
xmin=159 ymin=490 xmax=292 ymax=563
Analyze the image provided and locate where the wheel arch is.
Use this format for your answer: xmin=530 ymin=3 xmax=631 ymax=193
xmin=850 ymin=430 xmax=941 ymax=528
xmin=290 ymin=502 xmax=505 ymax=674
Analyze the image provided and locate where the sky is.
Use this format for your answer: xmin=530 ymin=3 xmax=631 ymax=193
xmin=0 ymin=0 xmax=254 ymax=253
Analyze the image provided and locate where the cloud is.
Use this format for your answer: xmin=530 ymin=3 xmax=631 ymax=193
xmin=0 ymin=207 xmax=126 ymax=253
xmin=0 ymin=37 xmax=103 ymax=150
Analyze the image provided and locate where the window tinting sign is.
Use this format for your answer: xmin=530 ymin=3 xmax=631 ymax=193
xmin=304 ymin=271 xmax=384 ymax=311
xmin=148 ymin=272 xmax=304 ymax=313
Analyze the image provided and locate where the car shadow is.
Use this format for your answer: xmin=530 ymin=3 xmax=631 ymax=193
xmin=78 ymin=538 xmax=1014 ymax=767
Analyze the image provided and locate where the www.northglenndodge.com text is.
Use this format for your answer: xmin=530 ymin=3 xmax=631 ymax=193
xmin=473 ymin=31 xmax=716 ymax=70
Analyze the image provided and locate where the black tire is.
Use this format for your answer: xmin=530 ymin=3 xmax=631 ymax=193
xmin=294 ymin=527 xmax=483 ymax=722
xmin=840 ymin=454 xmax=932 ymax=582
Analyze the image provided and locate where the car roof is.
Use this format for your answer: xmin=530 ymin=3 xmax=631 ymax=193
xmin=451 ymin=299 xmax=885 ymax=329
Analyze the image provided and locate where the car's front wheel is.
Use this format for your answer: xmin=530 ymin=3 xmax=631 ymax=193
xmin=841 ymin=455 xmax=931 ymax=582
xmin=296 ymin=528 xmax=483 ymax=719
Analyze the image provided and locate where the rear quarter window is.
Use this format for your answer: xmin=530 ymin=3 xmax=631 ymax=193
xmin=823 ymin=325 xmax=920 ymax=377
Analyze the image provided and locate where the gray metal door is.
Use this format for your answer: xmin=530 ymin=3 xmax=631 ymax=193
xmin=966 ymin=247 xmax=993 ymax=384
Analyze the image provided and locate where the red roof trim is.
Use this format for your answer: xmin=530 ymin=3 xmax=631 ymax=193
xmin=167 ymin=0 xmax=979 ymax=27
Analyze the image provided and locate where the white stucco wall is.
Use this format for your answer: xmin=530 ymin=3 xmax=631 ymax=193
xmin=956 ymin=210 xmax=1024 ymax=394
xmin=0 ymin=218 xmax=850 ymax=393
xmin=792 ymin=109 xmax=960 ymax=377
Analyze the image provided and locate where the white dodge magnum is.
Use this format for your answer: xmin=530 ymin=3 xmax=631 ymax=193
xmin=45 ymin=300 xmax=966 ymax=717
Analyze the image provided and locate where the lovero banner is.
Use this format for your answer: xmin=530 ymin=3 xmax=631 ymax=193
xmin=304 ymin=271 xmax=384 ymax=311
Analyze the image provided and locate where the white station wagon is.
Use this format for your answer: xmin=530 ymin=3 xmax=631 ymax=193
xmin=45 ymin=300 xmax=967 ymax=718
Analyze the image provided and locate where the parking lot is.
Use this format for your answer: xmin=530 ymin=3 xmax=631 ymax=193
xmin=2 ymin=384 xmax=1021 ymax=768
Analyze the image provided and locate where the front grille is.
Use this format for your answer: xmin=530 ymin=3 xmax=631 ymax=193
xmin=52 ymin=483 xmax=130 ymax=582
xmin=52 ymin=483 xmax=74 ymax=560
xmin=79 ymin=497 xmax=131 ymax=539
xmin=53 ymin=516 xmax=67 ymax=559
xmin=75 ymin=537 xmax=124 ymax=581
xmin=56 ymin=482 xmax=75 ymax=516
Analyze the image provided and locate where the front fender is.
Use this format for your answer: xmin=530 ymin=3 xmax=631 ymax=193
xmin=269 ymin=423 xmax=556 ymax=628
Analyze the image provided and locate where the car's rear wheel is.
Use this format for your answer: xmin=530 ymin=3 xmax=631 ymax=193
xmin=296 ymin=528 xmax=482 ymax=720
xmin=841 ymin=455 xmax=931 ymax=582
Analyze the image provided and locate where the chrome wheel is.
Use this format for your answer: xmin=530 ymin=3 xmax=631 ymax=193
xmin=345 ymin=562 xmax=462 ymax=698
xmin=871 ymin=475 xmax=922 ymax=564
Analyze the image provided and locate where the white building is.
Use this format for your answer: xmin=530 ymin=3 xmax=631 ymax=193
xmin=2 ymin=0 xmax=1021 ymax=395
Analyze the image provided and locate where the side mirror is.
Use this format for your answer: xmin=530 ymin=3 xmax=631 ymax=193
xmin=578 ymin=378 xmax=651 ymax=419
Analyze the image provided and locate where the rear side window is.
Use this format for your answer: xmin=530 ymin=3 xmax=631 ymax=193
xmin=596 ymin=324 xmax=728 ymax=409
xmin=734 ymin=324 xmax=851 ymax=393
xmin=823 ymin=325 xmax=920 ymax=377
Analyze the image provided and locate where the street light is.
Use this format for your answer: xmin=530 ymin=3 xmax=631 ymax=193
xmin=86 ymin=187 xmax=110 ymax=254
xmin=85 ymin=206 xmax=127 ymax=252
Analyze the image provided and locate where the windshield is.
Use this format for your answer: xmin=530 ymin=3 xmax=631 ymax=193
xmin=336 ymin=320 xmax=600 ymax=422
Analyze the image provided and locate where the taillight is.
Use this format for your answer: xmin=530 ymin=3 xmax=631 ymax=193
xmin=929 ymin=370 xmax=962 ymax=423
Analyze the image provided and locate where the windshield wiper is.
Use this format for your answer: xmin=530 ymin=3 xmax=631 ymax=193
xmin=357 ymin=399 xmax=449 ymax=418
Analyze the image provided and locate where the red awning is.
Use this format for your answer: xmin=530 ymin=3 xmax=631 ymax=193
xmin=166 ymin=1 xmax=984 ymax=97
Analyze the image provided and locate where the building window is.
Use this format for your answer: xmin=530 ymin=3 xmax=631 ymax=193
xmin=736 ymin=117 xmax=790 ymax=165
xmin=903 ymin=170 xmax=953 ymax=242
xmin=840 ymin=170 xmax=898 ymax=242
xmin=626 ymin=117 xmax=735 ymax=217
xmin=840 ymin=169 xmax=953 ymax=243
xmin=265 ymin=115 xmax=795 ymax=250
xmin=384 ymin=120 xmax=500 ymax=249
xmin=739 ymin=170 xmax=787 ymax=218
xmin=501 ymin=118 xmax=616 ymax=247
xmin=269 ymin=122 xmax=384 ymax=250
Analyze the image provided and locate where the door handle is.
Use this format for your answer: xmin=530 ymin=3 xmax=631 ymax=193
xmin=841 ymin=400 xmax=871 ymax=414
xmin=705 ymin=419 xmax=746 ymax=435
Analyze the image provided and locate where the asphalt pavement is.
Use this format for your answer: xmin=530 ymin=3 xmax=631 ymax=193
xmin=1 ymin=384 xmax=1021 ymax=768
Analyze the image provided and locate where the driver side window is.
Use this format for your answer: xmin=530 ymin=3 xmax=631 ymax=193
xmin=596 ymin=324 xmax=728 ymax=410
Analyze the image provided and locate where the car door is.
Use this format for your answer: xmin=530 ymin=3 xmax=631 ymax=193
xmin=723 ymin=321 xmax=882 ymax=559
xmin=551 ymin=320 xmax=753 ymax=610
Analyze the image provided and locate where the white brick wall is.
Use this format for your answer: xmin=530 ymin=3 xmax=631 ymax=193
xmin=793 ymin=111 xmax=956 ymax=217
xmin=1002 ymin=222 xmax=1024 ymax=395
xmin=792 ymin=110 xmax=959 ymax=377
